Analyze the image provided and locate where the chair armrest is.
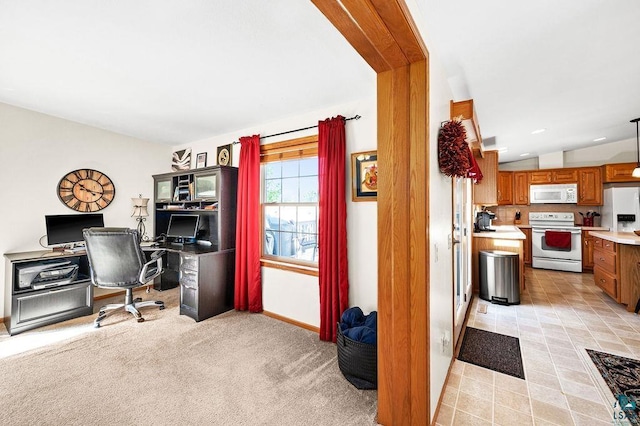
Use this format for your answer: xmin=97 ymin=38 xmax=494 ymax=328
xmin=139 ymin=252 xmax=164 ymax=283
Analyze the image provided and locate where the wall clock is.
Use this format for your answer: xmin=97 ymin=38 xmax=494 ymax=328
xmin=57 ymin=169 xmax=115 ymax=212
xmin=217 ymin=144 xmax=232 ymax=166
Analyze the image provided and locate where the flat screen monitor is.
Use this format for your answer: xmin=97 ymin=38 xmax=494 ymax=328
xmin=166 ymin=214 xmax=199 ymax=241
xmin=45 ymin=213 xmax=105 ymax=246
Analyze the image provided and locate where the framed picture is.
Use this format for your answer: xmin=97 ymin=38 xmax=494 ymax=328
xmin=351 ymin=150 xmax=378 ymax=202
xmin=171 ymin=148 xmax=192 ymax=171
xmin=217 ymin=144 xmax=233 ymax=166
xmin=195 ymin=152 xmax=207 ymax=169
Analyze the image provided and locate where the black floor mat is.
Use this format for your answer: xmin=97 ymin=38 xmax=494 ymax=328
xmin=457 ymin=327 xmax=525 ymax=379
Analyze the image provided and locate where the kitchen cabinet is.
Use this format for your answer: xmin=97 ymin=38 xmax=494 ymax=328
xmin=513 ymin=172 xmax=529 ymax=205
xmin=473 ymin=150 xmax=498 ymax=205
xmin=519 ymin=227 xmax=532 ymax=265
xmin=603 ymin=163 xmax=639 ymax=183
xmin=577 ymin=167 xmax=603 ymax=206
xmin=497 ymin=171 xmax=513 ymax=205
xmin=582 ymin=230 xmax=595 ymax=271
xmin=529 ymin=168 xmax=578 ymax=184
xmin=593 ymin=237 xmax=619 ymax=302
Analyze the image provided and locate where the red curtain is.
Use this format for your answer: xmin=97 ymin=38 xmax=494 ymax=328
xmin=234 ymin=135 xmax=262 ymax=312
xmin=318 ymin=116 xmax=349 ymax=342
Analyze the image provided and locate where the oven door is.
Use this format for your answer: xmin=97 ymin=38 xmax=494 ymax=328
xmin=531 ymin=227 xmax=582 ymax=261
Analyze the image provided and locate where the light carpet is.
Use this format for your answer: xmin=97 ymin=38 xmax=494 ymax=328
xmin=0 ymin=288 xmax=378 ymax=425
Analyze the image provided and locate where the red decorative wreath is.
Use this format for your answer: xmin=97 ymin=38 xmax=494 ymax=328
xmin=438 ymin=119 xmax=471 ymax=178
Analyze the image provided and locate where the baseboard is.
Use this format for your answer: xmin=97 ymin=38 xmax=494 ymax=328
xmin=262 ymin=310 xmax=319 ymax=334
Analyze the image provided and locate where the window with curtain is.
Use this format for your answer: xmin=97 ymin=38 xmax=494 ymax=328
xmin=261 ymin=135 xmax=319 ymax=274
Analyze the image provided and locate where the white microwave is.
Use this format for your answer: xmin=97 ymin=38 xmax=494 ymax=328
xmin=530 ymin=183 xmax=578 ymax=204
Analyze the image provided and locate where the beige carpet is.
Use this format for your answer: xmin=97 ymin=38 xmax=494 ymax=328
xmin=0 ymin=288 xmax=378 ymax=425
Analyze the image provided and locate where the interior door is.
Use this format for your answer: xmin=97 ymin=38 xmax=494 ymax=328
xmin=453 ymin=177 xmax=473 ymax=343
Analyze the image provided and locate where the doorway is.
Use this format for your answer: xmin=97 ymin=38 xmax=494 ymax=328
xmin=453 ymin=177 xmax=472 ymax=343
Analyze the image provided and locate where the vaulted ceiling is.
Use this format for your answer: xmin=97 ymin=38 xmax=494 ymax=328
xmin=1 ymin=1 xmax=639 ymax=164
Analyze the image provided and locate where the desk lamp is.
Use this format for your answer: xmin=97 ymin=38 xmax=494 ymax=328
xmin=131 ymin=194 xmax=149 ymax=241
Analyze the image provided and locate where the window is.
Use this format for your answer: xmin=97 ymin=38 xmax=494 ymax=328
xmin=261 ymin=136 xmax=319 ymax=272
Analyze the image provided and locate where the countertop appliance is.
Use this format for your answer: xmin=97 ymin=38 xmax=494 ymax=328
xmin=475 ymin=211 xmax=496 ymax=232
xmin=601 ymin=186 xmax=640 ymax=232
xmin=529 ymin=212 xmax=582 ymax=273
xmin=530 ymin=183 xmax=578 ymax=204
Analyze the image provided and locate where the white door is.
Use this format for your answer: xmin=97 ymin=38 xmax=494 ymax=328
xmin=453 ymin=177 xmax=473 ymax=343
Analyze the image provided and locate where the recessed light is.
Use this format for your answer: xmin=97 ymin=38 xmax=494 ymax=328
xmin=520 ymin=153 xmax=530 ymax=157
xmin=593 ymin=137 xmax=607 ymax=142
xmin=531 ymin=128 xmax=546 ymax=134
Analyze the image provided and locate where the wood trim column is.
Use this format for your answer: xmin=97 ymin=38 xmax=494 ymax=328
xmin=311 ymin=1 xmax=430 ymax=424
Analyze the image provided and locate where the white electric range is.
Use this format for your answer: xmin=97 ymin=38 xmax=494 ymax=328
xmin=529 ymin=212 xmax=582 ymax=273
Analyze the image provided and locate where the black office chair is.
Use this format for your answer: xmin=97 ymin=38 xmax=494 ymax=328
xmin=83 ymin=228 xmax=165 ymax=328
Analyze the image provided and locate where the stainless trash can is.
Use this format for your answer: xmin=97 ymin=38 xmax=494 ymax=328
xmin=479 ymin=250 xmax=520 ymax=305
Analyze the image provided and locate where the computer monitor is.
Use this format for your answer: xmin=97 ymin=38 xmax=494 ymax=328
xmin=166 ymin=214 xmax=199 ymax=243
xmin=45 ymin=213 xmax=105 ymax=247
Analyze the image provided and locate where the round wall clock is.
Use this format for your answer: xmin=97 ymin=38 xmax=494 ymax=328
xmin=217 ymin=144 xmax=232 ymax=166
xmin=57 ymin=169 xmax=115 ymax=212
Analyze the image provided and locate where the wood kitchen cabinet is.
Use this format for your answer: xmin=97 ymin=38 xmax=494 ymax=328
xmin=593 ymin=237 xmax=619 ymax=302
xmin=603 ymin=163 xmax=639 ymax=183
xmin=519 ymin=227 xmax=532 ymax=265
xmin=513 ymin=172 xmax=529 ymax=205
xmin=577 ymin=167 xmax=603 ymax=205
xmin=529 ymin=168 xmax=578 ymax=184
xmin=582 ymin=230 xmax=595 ymax=271
xmin=473 ymin=150 xmax=498 ymax=205
xmin=497 ymin=171 xmax=513 ymax=205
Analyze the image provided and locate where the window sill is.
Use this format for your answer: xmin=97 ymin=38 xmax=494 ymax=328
xmin=260 ymin=259 xmax=319 ymax=277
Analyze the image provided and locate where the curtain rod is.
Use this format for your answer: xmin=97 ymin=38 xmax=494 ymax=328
xmin=232 ymin=114 xmax=361 ymax=144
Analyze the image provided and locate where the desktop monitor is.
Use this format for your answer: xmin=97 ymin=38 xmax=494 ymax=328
xmin=45 ymin=213 xmax=105 ymax=247
xmin=166 ymin=214 xmax=199 ymax=243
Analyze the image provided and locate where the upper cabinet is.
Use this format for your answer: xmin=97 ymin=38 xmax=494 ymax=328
xmin=473 ymin=150 xmax=498 ymax=205
xmin=604 ymin=162 xmax=640 ymax=183
xmin=577 ymin=167 xmax=603 ymax=206
xmin=529 ymin=169 xmax=578 ymax=184
xmin=497 ymin=171 xmax=513 ymax=205
xmin=513 ymin=172 xmax=529 ymax=205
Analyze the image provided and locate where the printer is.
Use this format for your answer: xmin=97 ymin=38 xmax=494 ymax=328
xmin=16 ymin=259 xmax=79 ymax=290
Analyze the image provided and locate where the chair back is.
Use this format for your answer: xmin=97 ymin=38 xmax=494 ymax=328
xmin=83 ymin=228 xmax=146 ymax=288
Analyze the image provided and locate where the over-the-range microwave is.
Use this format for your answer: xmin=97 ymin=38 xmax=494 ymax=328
xmin=529 ymin=183 xmax=578 ymax=204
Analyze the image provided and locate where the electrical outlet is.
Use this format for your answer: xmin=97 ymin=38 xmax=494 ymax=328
xmin=441 ymin=331 xmax=451 ymax=353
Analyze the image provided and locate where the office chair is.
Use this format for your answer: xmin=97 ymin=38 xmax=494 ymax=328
xmin=83 ymin=228 xmax=165 ymax=328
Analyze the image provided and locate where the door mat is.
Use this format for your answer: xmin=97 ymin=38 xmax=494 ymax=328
xmin=457 ymin=327 xmax=525 ymax=379
xmin=586 ymin=349 xmax=640 ymax=425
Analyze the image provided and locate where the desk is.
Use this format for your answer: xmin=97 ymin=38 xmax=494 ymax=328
xmin=143 ymin=244 xmax=235 ymax=322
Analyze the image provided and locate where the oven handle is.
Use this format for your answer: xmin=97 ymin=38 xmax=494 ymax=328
xmin=531 ymin=228 xmax=582 ymax=235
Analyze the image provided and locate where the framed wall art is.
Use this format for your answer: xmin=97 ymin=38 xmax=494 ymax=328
xmin=171 ymin=148 xmax=192 ymax=171
xmin=195 ymin=152 xmax=207 ymax=168
xmin=351 ymin=150 xmax=377 ymax=202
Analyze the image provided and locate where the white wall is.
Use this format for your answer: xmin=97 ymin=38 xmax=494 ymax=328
xmin=0 ymin=102 xmax=170 ymax=317
xmin=173 ymin=97 xmax=378 ymax=327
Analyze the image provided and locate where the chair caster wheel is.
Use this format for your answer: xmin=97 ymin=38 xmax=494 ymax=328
xmin=137 ymin=317 xmax=145 ymax=323
xmin=159 ymin=306 xmax=165 ymax=310
xmin=94 ymin=323 xmax=101 ymax=329
xmin=134 ymin=297 xmax=142 ymax=303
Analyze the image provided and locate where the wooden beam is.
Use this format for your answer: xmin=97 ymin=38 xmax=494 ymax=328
xmin=311 ymin=0 xmax=391 ymax=72
xmin=369 ymin=0 xmax=427 ymax=62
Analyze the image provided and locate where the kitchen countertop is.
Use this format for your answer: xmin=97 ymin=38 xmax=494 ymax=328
xmin=473 ymin=225 xmax=526 ymax=240
xmin=588 ymin=230 xmax=640 ymax=245
xmin=496 ymin=223 xmax=608 ymax=231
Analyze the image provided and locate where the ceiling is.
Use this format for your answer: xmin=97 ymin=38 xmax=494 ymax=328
xmin=1 ymin=1 xmax=639 ymax=164
xmin=423 ymin=0 xmax=640 ymax=163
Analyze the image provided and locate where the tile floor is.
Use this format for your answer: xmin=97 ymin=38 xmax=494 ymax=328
xmin=436 ymin=266 xmax=640 ymax=426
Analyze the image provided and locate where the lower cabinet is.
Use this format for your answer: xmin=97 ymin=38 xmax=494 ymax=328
xmin=592 ymin=238 xmax=620 ymax=302
xmin=179 ymin=249 xmax=235 ymax=322
xmin=582 ymin=230 xmax=595 ymax=271
xmin=519 ymin=227 xmax=532 ymax=265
